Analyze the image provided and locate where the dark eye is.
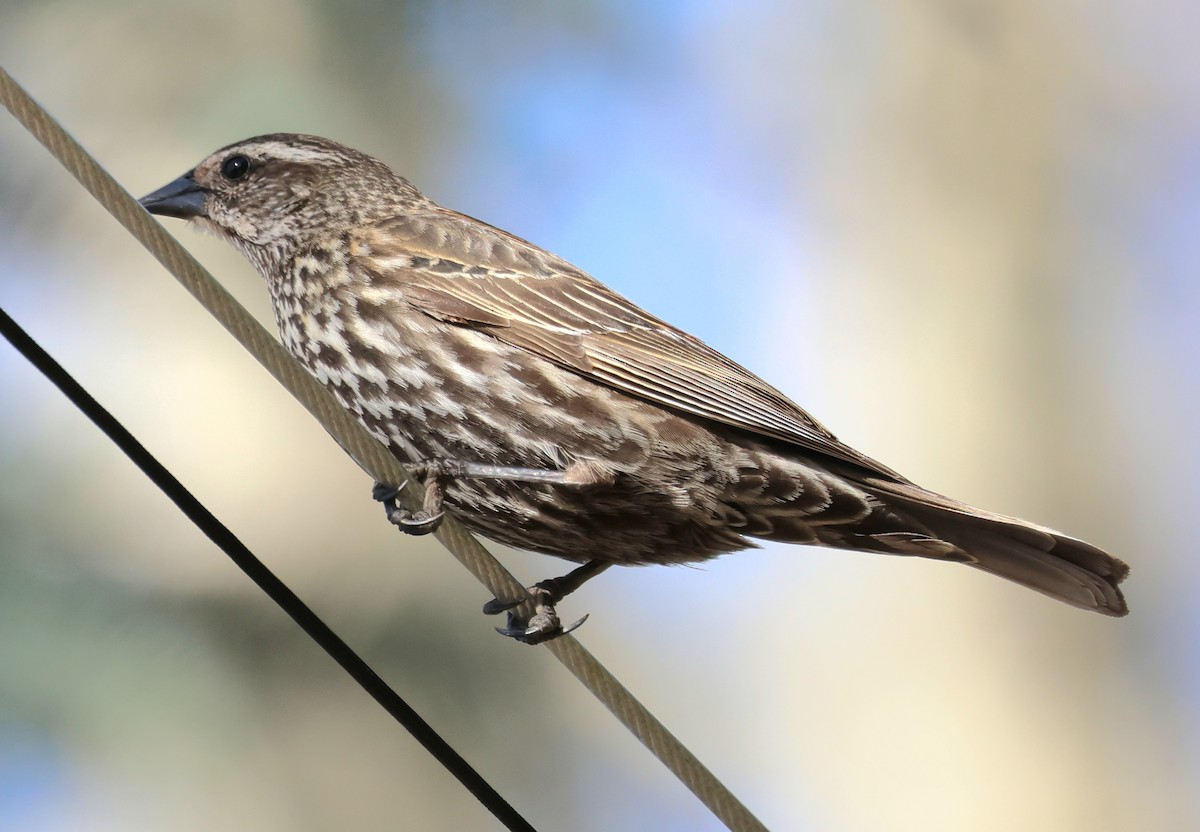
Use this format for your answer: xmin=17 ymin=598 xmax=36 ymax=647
xmin=220 ymin=155 xmax=251 ymax=180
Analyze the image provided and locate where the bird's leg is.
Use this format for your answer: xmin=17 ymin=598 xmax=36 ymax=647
xmin=484 ymin=560 xmax=612 ymax=644
xmin=372 ymin=459 xmax=577 ymax=535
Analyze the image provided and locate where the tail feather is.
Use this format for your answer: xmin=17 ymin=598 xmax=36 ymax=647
xmin=865 ymin=479 xmax=1129 ymax=616
xmin=916 ymin=512 xmax=1128 ymax=615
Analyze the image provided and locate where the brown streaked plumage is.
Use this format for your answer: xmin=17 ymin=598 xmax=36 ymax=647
xmin=140 ymin=134 xmax=1129 ymax=642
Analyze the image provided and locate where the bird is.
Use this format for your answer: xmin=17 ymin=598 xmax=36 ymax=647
xmin=139 ymin=133 xmax=1129 ymax=643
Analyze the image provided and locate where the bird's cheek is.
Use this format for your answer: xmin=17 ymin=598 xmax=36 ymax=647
xmin=190 ymin=216 xmax=224 ymax=240
xmin=218 ymin=209 xmax=266 ymax=245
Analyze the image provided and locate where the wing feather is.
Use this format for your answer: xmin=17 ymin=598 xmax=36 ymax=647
xmin=351 ymin=207 xmax=903 ymax=479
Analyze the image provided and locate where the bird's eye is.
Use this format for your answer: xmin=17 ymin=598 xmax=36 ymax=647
xmin=220 ymin=155 xmax=251 ymax=181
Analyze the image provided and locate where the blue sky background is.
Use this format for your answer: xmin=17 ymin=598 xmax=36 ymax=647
xmin=1 ymin=1 xmax=1197 ymax=829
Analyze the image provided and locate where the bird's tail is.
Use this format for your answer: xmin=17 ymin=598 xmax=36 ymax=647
xmin=865 ymin=479 xmax=1129 ymax=616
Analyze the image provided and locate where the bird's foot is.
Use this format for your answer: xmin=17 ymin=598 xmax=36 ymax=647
xmin=484 ymin=581 xmax=590 ymax=645
xmin=371 ymin=479 xmax=445 ymax=536
xmin=483 ymin=560 xmax=610 ymax=645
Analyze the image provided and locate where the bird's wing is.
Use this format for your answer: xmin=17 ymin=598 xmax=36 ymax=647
xmin=350 ymin=207 xmax=904 ymax=479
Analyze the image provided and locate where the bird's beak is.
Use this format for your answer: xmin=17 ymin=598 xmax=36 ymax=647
xmin=139 ymin=171 xmax=209 ymax=219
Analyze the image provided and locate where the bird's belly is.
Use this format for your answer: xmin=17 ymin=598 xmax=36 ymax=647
xmin=296 ymin=316 xmax=755 ymax=563
xmin=441 ymin=476 xmax=753 ymax=565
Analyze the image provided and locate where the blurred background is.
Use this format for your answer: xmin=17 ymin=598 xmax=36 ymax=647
xmin=1 ymin=1 xmax=1196 ymax=830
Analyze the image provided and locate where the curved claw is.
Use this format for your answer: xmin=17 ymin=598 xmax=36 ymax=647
xmin=372 ymin=482 xmax=412 ymax=529
xmin=494 ymin=612 xmax=590 ymax=645
xmin=494 ymin=624 xmax=534 ymax=640
xmin=399 ymin=510 xmax=445 ymax=535
xmin=559 ymin=614 xmax=589 ymax=636
xmin=371 ymin=482 xmax=404 ymax=503
xmin=482 ymin=597 xmax=522 ymax=616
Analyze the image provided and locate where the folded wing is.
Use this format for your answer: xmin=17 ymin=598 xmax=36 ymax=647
xmin=352 ymin=207 xmax=903 ymax=478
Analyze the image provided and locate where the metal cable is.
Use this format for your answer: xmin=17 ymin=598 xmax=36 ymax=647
xmin=0 ymin=65 xmax=768 ymax=832
xmin=0 ymin=306 xmax=536 ymax=832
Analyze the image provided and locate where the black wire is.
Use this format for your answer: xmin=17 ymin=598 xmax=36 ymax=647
xmin=0 ymin=306 xmax=537 ymax=832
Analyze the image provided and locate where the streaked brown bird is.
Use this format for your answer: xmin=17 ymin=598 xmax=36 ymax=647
xmin=140 ymin=134 xmax=1129 ymax=642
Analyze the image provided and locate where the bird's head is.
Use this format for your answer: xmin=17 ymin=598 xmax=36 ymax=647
xmin=139 ymin=133 xmax=426 ymax=269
